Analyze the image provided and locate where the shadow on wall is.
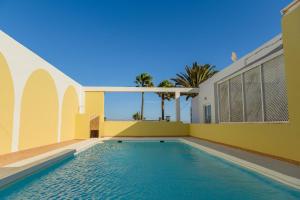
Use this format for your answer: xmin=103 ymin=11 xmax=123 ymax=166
xmin=102 ymin=121 xmax=189 ymax=137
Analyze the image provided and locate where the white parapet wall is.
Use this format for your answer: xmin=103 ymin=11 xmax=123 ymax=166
xmin=0 ymin=31 xmax=83 ymax=153
xmin=192 ymin=34 xmax=284 ymax=124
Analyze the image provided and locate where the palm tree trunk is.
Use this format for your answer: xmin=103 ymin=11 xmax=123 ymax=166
xmin=161 ymin=95 xmax=165 ymax=120
xmin=141 ymin=92 xmax=144 ymax=120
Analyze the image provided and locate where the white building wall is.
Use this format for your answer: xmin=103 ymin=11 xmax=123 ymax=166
xmin=192 ymin=34 xmax=283 ymax=124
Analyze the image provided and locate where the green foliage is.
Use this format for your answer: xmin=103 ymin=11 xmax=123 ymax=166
xmin=135 ymin=73 xmax=154 ymax=120
xmin=132 ymin=112 xmax=141 ymax=120
xmin=157 ymin=80 xmax=175 ymax=100
xmin=171 ymin=62 xmax=217 ymax=100
xmin=157 ymin=80 xmax=174 ymax=120
xmin=135 ymin=73 xmax=154 ymax=87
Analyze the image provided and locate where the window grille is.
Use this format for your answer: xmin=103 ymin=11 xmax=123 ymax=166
xmin=218 ymin=81 xmax=230 ymax=122
xmin=262 ymin=55 xmax=289 ymax=121
xmin=229 ymin=75 xmax=243 ymax=122
xmin=244 ymin=67 xmax=263 ymax=122
xmin=217 ymin=54 xmax=288 ymax=123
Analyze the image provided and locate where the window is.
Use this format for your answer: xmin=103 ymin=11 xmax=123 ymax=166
xmin=218 ymin=81 xmax=230 ymax=122
xmin=217 ymin=54 xmax=288 ymax=123
xmin=204 ymin=105 xmax=212 ymax=123
xmin=244 ymin=67 xmax=262 ymax=122
xmin=229 ymin=75 xmax=243 ymax=122
xmin=262 ymin=55 xmax=288 ymax=121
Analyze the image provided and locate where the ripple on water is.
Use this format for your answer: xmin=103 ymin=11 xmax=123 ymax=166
xmin=0 ymin=142 xmax=300 ymax=200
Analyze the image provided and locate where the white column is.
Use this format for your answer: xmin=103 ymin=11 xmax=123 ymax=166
xmin=175 ymin=92 xmax=180 ymax=122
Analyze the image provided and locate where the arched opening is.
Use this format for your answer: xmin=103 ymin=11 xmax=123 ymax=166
xmin=0 ymin=53 xmax=14 ymax=154
xmin=19 ymin=69 xmax=59 ymax=150
xmin=60 ymin=86 xmax=79 ymax=141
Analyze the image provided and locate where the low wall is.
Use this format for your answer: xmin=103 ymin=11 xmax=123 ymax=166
xmin=102 ymin=121 xmax=189 ymax=137
xmin=190 ymin=123 xmax=300 ymax=163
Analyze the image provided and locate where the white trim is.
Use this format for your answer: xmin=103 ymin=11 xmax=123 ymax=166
xmin=214 ymin=50 xmax=286 ymax=124
xmin=84 ymin=86 xmax=199 ymax=93
xmin=241 ymin=74 xmax=246 ymax=121
xmin=216 ymin=84 xmax=220 ymax=123
xmin=227 ymin=80 xmax=231 ymax=121
xmin=175 ymin=92 xmax=181 ymax=121
xmin=259 ymin=65 xmax=265 ymax=122
xmin=281 ymin=0 xmax=300 ymax=15
xmin=216 ymin=49 xmax=284 ymax=85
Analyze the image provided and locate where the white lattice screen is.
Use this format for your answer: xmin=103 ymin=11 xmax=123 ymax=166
xmin=218 ymin=82 xmax=230 ymax=122
xmin=244 ymin=67 xmax=262 ymax=122
xmin=262 ymin=55 xmax=288 ymax=121
xmin=229 ymin=75 xmax=243 ymax=122
xmin=217 ymin=54 xmax=288 ymax=123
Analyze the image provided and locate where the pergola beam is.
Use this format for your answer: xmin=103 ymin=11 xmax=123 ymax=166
xmin=84 ymin=86 xmax=199 ymax=93
xmin=84 ymin=86 xmax=199 ymax=122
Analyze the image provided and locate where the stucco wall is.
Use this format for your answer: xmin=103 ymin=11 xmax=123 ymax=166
xmin=0 ymin=31 xmax=83 ymax=153
xmin=85 ymin=91 xmax=104 ymax=119
xmin=190 ymin=3 xmax=300 ymax=163
xmin=60 ymin=86 xmax=79 ymax=141
xmin=102 ymin=121 xmax=189 ymax=137
xmin=192 ymin=35 xmax=283 ymax=124
xmin=0 ymin=53 xmax=14 ymax=154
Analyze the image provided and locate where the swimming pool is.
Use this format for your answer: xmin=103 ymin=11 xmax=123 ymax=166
xmin=1 ymin=141 xmax=299 ymax=199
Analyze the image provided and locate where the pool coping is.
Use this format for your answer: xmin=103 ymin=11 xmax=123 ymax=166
xmin=0 ymin=149 xmax=75 ymax=189
xmin=0 ymin=137 xmax=299 ymax=190
xmin=0 ymin=139 xmax=100 ymax=189
xmin=179 ymin=138 xmax=300 ymax=190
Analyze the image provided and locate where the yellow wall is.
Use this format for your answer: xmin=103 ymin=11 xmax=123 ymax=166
xmin=75 ymin=114 xmax=90 ymax=139
xmin=190 ymin=4 xmax=300 ymax=163
xmin=19 ymin=69 xmax=59 ymax=150
xmin=60 ymin=86 xmax=79 ymax=141
xmin=82 ymin=92 xmax=189 ymax=138
xmin=190 ymin=123 xmax=300 ymax=162
xmin=67 ymin=91 xmax=105 ymax=140
xmin=0 ymin=53 xmax=14 ymax=154
xmin=282 ymin=4 xmax=300 ymax=125
xmin=103 ymin=121 xmax=189 ymax=137
xmin=85 ymin=91 xmax=104 ymax=118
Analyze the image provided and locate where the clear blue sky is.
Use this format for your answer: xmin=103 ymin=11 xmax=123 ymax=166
xmin=0 ymin=0 xmax=291 ymax=122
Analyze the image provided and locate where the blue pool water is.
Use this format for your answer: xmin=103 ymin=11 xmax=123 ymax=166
xmin=1 ymin=141 xmax=300 ymax=199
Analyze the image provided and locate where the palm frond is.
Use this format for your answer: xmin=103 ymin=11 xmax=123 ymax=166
xmin=172 ymin=62 xmax=218 ymax=100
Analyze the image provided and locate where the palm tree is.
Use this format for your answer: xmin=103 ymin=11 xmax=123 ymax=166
xmin=157 ymin=80 xmax=174 ymax=120
xmin=135 ymin=73 xmax=154 ymax=120
xmin=172 ymin=62 xmax=217 ymax=123
xmin=132 ymin=112 xmax=141 ymax=120
xmin=171 ymin=62 xmax=217 ymax=100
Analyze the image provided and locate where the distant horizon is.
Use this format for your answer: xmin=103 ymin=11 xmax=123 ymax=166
xmin=0 ymin=0 xmax=291 ymax=122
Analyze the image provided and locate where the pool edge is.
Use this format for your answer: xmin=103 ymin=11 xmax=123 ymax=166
xmin=0 ymin=149 xmax=75 ymax=189
xmin=1 ymin=137 xmax=299 ymax=191
xmin=180 ymin=138 xmax=300 ymax=190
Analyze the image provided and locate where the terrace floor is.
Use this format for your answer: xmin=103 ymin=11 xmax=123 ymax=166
xmin=185 ymin=137 xmax=300 ymax=179
xmin=0 ymin=140 xmax=83 ymax=167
